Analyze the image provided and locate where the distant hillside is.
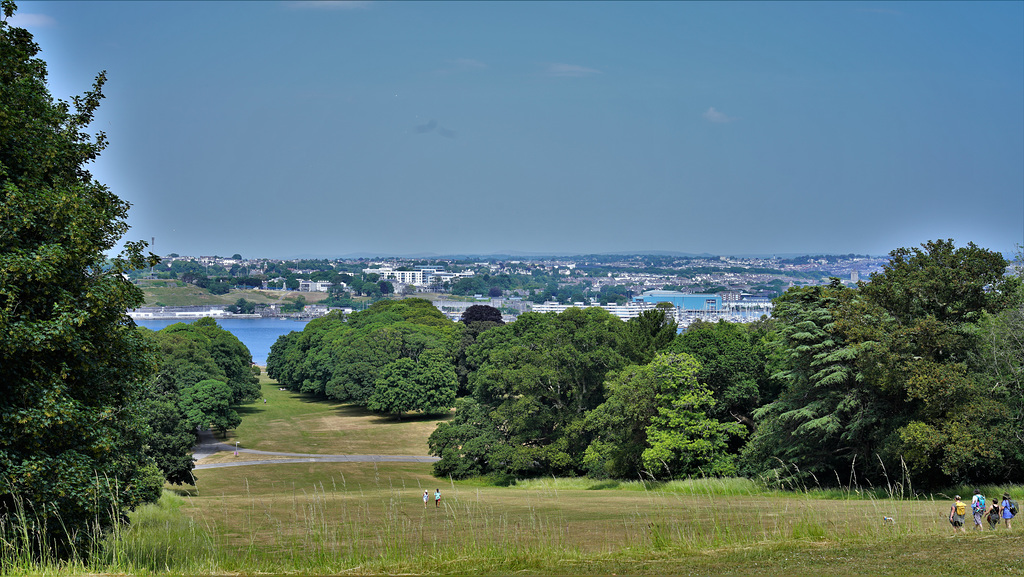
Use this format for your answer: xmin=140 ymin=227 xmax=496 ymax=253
xmin=138 ymin=280 xmax=329 ymax=308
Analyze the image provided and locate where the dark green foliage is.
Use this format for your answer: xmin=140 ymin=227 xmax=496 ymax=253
xmin=180 ymin=379 xmax=241 ymax=436
xmin=741 ymin=280 xmax=893 ymax=485
xmin=0 ymin=0 xmax=160 ymax=556
xmin=585 ymin=353 xmax=743 ymax=480
xmin=142 ymin=397 xmax=197 ymax=485
xmin=455 ymin=305 xmax=505 ymax=394
xmin=623 ymin=308 xmax=678 ymax=364
xmin=367 ymin=349 xmax=457 ymax=419
xmin=460 ymin=304 xmax=504 ymax=325
xmin=745 ymin=241 xmax=1022 ymax=489
xmin=267 ymin=299 xmax=461 ymax=412
xmin=667 ymin=318 xmax=776 ymax=441
xmin=226 ymin=298 xmax=256 ymax=314
xmin=429 ymin=398 xmax=501 ymax=479
xmin=139 ymin=327 xmax=213 ymax=483
xmin=141 ymin=319 xmax=257 ymax=483
xmin=432 ymin=308 xmax=632 ymax=478
xmin=845 ymin=240 xmax=1021 ymax=485
xmin=189 ymin=317 xmax=260 ymax=403
xmin=976 ymin=290 xmax=1024 ymax=477
xmin=859 ymin=239 xmax=1018 ymax=326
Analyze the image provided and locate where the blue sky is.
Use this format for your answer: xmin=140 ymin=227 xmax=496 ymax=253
xmin=11 ymin=1 xmax=1023 ymax=258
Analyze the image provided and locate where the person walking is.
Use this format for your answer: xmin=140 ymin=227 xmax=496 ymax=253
xmin=423 ymin=490 xmax=428 ymax=508
xmin=986 ymin=498 xmax=1001 ymax=530
xmin=434 ymin=488 xmax=441 ymax=508
xmin=1001 ymin=493 xmax=1015 ymax=529
xmin=949 ymin=495 xmax=967 ymax=533
xmin=970 ymin=489 xmax=986 ymax=530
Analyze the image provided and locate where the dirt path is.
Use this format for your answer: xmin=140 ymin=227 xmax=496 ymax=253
xmin=191 ymin=429 xmax=439 ymax=470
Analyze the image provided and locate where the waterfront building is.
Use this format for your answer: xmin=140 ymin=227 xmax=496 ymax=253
xmin=634 ymin=290 xmax=723 ymax=312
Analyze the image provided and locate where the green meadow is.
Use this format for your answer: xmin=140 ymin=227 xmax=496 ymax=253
xmin=11 ymin=376 xmax=1023 ymax=576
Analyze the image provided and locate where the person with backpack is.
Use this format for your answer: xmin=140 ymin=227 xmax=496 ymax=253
xmin=970 ymin=489 xmax=986 ymax=530
xmin=986 ymin=498 xmax=1001 ymax=530
xmin=1001 ymin=492 xmax=1016 ymax=529
xmin=950 ymin=495 xmax=967 ymax=533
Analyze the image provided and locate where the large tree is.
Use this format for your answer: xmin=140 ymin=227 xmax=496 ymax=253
xmin=848 ymin=240 xmax=1021 ymax=485
xmin=667 ymin=318 xmax=776 ymax=442
xmin=745 ymin=241 xmax=1021 ymax=488
xmin=431 ymin=308 xmax=632 ymax=478
xmin=0 ymin=0 xmax=161 ymax=557
xmin=367 ymin=349 xmax=458 ymax=419
xmin=187 ymin=317 xmax=260 ymax=403
xmin=740 ymin=280 xmax=892 ymax=486
xmin=584 ymin=352 xmax=743 ymax=480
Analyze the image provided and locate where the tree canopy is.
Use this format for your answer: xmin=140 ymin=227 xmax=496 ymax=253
xmin=743 ymin=241 xmax=1022 ymax=488
xmin=267 ymin=299 xmax=461 ymax=416
xmin=139 ymin=319 xmax=257 ymax=483
xmin=1 ymin=0 xmax=160 ymax=556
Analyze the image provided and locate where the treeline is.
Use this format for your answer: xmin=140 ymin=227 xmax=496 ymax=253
xmin=266 ymin=299 xmax=464 ymax=418
xmin=268 ymin=240 xmax=1023 ymax=489
xmin=140 ymin=318 xmax=262 ymax=484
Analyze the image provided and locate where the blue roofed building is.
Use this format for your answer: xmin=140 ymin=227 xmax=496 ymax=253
xmin=634 ymin=290 xmax=722 ymax=312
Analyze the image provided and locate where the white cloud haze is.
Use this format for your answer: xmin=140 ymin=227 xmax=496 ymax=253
xmin=545 ymin=63 xmax=603 ymax=77
xmin=703 ymin=107 xmax=737 ymax=123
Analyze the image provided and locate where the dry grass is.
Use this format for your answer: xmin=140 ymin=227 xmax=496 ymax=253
xmin=219 ymin=383 xmax=450 ymax=455
xmin=169 ymin=465 xmax=1024 ymax=575
xmin=140 ymin=281 xmax=331 ymax=306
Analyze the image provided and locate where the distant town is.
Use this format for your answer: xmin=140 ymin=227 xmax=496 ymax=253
xmin=128 ymin=253 xmax=890 ymax=327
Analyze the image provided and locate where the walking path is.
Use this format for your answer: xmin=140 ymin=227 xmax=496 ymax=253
xmin=192 ymin=429 xmax=439 ymax=470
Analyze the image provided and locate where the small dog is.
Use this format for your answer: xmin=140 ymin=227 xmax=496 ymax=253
xmin=883 ymin=516 xmax=894 ymax=524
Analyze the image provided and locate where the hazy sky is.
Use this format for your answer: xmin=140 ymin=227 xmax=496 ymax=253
xmin=11 ymin=1 xmax=1023 ymax=258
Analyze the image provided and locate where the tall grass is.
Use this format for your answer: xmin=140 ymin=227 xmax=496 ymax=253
xmin=4 ymin=478 xmax=1023 ymax=575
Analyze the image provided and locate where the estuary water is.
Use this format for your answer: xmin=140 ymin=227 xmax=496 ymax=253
xmin=134 ymin=318 xmax=309 ymax=366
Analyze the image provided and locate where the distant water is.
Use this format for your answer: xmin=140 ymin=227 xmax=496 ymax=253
xmin=134 ymin=318 xmax=309 ymax=366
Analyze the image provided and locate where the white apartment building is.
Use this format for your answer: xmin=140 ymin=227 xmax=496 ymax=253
xmin=298 ymin=279 xmax=333 ymax=292
xmin=363 ymin=265 xmax=474 ymax=287
xmin=531 ymin=301 xmax=659 ymax=321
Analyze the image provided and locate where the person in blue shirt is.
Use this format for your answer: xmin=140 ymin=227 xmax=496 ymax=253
xmin=1001 ymin=493 xmax=1014 ymax=529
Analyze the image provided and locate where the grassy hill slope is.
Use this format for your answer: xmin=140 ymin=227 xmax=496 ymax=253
xmin=137 ymin=279 xmax=329 ymax=307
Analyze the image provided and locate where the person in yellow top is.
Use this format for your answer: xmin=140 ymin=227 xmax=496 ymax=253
xmin=949 ymin=495 xmax=967 ymax=533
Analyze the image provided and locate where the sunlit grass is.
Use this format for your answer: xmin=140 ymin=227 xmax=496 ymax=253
xmin=222 ymin=383 xmax=451 ymax=456
xmin=100 ymin=472 xmax=1023 ymax=576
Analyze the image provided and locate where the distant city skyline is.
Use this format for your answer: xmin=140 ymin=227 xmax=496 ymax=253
xmin=160 ymin=250 xmax=885 ymax=261
xmin=12 ymin=1 xmax=1023 ymax=259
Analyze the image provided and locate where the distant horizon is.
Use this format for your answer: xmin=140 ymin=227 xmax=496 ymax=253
xmin=145 ymin=246 xmax=1020 ymax=262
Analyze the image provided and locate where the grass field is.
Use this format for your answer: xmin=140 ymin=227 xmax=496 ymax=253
xmin=203 ymin=376 xmax=448 ymax=460
xmin=138 ymin=280 xmax=332 ymax=307
xmin=8 ymin=376 xmax=1022 ymax=576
